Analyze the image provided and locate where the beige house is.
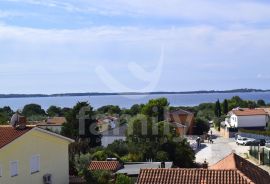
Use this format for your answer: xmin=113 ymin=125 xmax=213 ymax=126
xmin=0 ymin=125 xmax=73 ymax=184
xmin=37 ymin=117 xmax=67 ymax=134
xmin=165 ymin=109 xmax=195 ymax=136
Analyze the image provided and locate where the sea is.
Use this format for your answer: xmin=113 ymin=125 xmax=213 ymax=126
xmin=1 ymin=92 xmax=270 ymax=111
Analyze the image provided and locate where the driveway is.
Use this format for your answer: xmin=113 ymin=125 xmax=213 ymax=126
xmin=194 ymin=128 xmax=249 ymax=166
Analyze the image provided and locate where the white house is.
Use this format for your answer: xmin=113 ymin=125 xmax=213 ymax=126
xmin=225 ymin=108 xmax=268 ymax=129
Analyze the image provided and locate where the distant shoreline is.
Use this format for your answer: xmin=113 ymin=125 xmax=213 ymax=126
xmin=0 ymin=89 xmax=269 ymax=99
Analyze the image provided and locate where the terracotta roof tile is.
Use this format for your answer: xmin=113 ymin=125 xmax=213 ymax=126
xmin=89 ymin=161 xmax=122 ymax=172
xmin=210 ymin=153 xmax=270 ymax=184
xmin=231 ymin=109 xmax=267 ymax=116
xmin=170 ymin=109 xmax=193 ymax=115
xmin=137 ymin=169 xmax=255 ymax=184
xmin=38 ymin=117 xmax=67 ymax=126
xmin=0 ymin=125 xmax=33 ymax=149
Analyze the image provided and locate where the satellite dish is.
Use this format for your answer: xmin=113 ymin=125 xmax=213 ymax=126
xmin=10 ymin=113 xmax=19 ymax=128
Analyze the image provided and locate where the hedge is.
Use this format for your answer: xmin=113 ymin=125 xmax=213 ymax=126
xmin=239 ymin=129 xmax=270 ymax=137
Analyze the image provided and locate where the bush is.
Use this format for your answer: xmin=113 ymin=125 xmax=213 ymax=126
xmin=239 ymin=129 xmax=270 ymax=137
xmin=115 ymin=174 xmax=133 ymax=184
xmin=92 ymin=150 xmax=120 ymax=161
xmin=194 ymin=117 xmax=210 ymax=135
xmin=156 ymin=151 xmax=169 ymax=162
xmin=107 ymin=140 xmax=129 ymax=157
xmin=121 ymin=153 xmax=144 ymax=162
xmin=74 ymin=153 xmax=92 ymax=176
xmin=84 ymin=170 xmax=112 ymax=184
xmin=91 ymin=170 xmax=112 ymax=184
xmin=161 ymin=139 xmax=195 ymax=168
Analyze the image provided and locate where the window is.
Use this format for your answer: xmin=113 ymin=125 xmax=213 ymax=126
xmin=30 ymin=155 xmax=40 ymax=174
xmin=0 ymin=164 xmax=2 ymax=177
xmin=10 ymin=161 xmax=18 ymax=177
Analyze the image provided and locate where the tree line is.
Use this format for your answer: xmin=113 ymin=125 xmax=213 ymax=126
xmin=0 ymin=96 xmax=268 ymax=184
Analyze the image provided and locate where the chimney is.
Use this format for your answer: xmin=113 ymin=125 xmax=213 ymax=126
xmin=202 ymin=160 xmax=208 ymax=169
xmin=17 ymin=116 xmax=27 ymax=130
xmin=161 ymin=161 xmax=165 ymax=168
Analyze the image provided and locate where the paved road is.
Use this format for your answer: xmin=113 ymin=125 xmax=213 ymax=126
xmin=195 ymin=128 xmax=249 ymax=166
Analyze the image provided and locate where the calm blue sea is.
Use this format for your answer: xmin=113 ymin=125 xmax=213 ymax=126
xmin=0 ymin=92 xmax=270 ymax=111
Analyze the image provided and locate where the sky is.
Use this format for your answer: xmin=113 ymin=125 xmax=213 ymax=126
xmin=1 ymin=0 xmax=270 ymax=94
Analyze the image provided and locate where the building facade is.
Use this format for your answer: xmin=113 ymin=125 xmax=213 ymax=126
xmin=0 ymin=126 xmax=73 ymax=184
xmin=225 ymin=108 xmax=268 ymax=129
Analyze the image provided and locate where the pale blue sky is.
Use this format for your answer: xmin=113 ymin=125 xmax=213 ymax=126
xmin=1 ymin=0 xmax=270 ymax=94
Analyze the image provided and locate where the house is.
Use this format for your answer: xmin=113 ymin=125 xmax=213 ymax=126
xmin=165 ymin=109 xmax=194 ymax=136
xmin=89 ymin=161 xmax=173 ymax=182
xmin=101 ymin=124 xmax=127 ymax=147
xmin=210 ymin=153 xmax=270 ymax=184
xmin=37 ymin=117 xmax=67 ymax=133
xmin=137 ymin=153 xmax=270 ymax=184
xmin=97 ymin=116 xmax=118 ymax=133
xmin=0 ymin=125 xmax=74 ymax=184
xmin=137 ymin=169 xmax=254 ymax=184
xmin=259 ymin=107 xmax=270 ymax=128
xmin=225 ymin=108 xmax=268 ymax=129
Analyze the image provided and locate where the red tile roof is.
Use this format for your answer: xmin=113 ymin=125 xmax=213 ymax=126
xmin=89 ymin=161 xmax=122 ymax=172
xmin=37 ymin=117 xmax=67 ymax=126
xmin=0 ymin=125 xmax=33 ymax=149
xmin=137 ymin=153 xmax=270 ymax=184
xmin=210 ymin=153 xmax=270 ymax=184
xmin=137 ymin=169 xmax=254 ymax=184
xmin=170 ymin=109 xmax=193 ymax=115
xmin=231 ymin=108 xmax=267 ymax=116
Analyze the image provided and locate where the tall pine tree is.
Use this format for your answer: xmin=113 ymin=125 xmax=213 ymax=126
xmin=61 ymin=102 xmax=102 ymax=148
xmin=215 ymin=100 xmax=221 ymax=117
xmin=223 ymin=99 xmax=229 ymax=115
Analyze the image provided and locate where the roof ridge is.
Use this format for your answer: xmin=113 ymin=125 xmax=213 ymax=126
xmin=137 ymin=168 xmax=256 ymax=184
xmin=209 ymin=152 xmax=237 ymax=168
xmin=236 ymin=170 xmax=255 ymax=184
xmin=0 ymin=125 xmax=36 ymax=127
xmin=0 ymin=126 xmax=34 ymax=149
xmin=140 ymin=168 xmax=240 ymax=171
xmin=91 ymin=161 xmax=119 ymax=162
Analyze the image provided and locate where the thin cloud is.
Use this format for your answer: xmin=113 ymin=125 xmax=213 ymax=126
xmin=0 ymin=24 xmax=270 ymax=93
xmin=5 ymin=0 xmax=270 ymax=23
xmin=1 ymin=1 xmax=270 ymax=92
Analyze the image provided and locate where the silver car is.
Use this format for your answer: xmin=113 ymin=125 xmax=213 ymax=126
xmin=236 ymin=137 xmax=255 ymax=145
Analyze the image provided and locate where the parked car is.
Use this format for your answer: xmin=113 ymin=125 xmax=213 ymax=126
xmin=245 ymin=139 xmax=266 ymax=146
xmin=258 ymin=139 xmax=266 ymax=146
xmin=236 ymin=137 xmax=255 ymax=145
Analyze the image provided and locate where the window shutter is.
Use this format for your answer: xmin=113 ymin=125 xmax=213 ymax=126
xmin=10 ymin=161 xmax=18 ymax=177
xmin=0 ymin=164 xmax=2 ymax=177
xmin=30 ymin=155 xmax=40 ymax=173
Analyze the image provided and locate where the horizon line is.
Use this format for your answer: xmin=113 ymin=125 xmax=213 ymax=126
xmin=0 ymin=88 xmax=269 ymax=97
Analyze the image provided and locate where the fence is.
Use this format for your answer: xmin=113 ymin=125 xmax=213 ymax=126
xmin=250 ymin=146 xmax=270 ymax=166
